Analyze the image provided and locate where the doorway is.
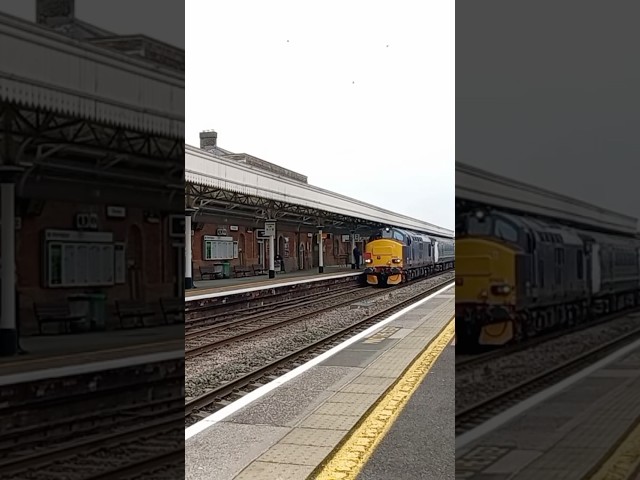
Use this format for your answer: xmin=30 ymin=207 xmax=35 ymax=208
xmin=238 ymin=233 xmax=246 ymax=266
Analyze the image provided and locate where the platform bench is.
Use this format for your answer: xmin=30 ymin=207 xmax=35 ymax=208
xmin=233 ymin=265 xmax=252 ymax=277
xmin=251 ymin=264 xmax=267 ymax=275
xmin=116 ymin=300 xmax=155 ymax=328
xmin=337 ymin=254 xmax=350 ymax=267
xmin=160 ymin=298 xmax=184 ymax=324
xmin=199 ymin=265 xmax=222 ymax=280
xmin=34 ymin=303 xmax=85 ymax=335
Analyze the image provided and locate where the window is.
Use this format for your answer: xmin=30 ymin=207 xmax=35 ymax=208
xmin=554 ymin=248 xmax=564 ymax=284
xmin=394 ymin=231 xmax=404 ymax=242
xmin=467 ymin=217 xmax=492 ymax=236
xmin=203 ymin=236 xmax=237 ymax=260
xmin=577 ymin=251 xmax=584 ymax=279
xmin=494 ymin=219 xmax=518 ymax=243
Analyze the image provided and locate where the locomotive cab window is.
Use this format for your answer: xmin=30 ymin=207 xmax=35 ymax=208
xmin=494 ymin=218 xmax=519 ymax=243
xmin=467 ymin=216 xmax=493 ymax=236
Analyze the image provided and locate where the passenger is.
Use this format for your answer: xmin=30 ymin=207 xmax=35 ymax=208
xmin=353 ymin=246 xmax=361 ymax=269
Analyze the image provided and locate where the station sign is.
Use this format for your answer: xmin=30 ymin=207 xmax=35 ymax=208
xmin=169 ymin=215 xmax=184 ymax=238
xmin=265 ymin=221 xmax=276 ymax=237
xmin=354 ymin=234 xmax=361 ymax=242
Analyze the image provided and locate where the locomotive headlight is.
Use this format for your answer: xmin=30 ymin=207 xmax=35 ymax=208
xmin=491 ymin=284 xmax=512 ymax=295
xmin=392 ymin=258 xmax=401 ymax=263
xmin=365 ymin=258 xmax=372 ymax=264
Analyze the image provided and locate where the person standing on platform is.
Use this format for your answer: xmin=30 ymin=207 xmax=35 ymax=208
xmin=353 ymin=246 xmax=361 ymax=269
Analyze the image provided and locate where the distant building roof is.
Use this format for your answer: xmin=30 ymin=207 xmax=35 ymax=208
xmin=35 ymin=0 xmax=183 ymax=71
xmin=199 ymin=130 xmax=308 ymax=183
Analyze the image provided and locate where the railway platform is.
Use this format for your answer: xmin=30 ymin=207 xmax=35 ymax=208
xmin=185 ymin=283 xmax=454 ymax=480
xmin=186 ymin=266 xmax=360 ymax=298
xmin=456 ymin=336 xmax=640 ymax=480
xmin=0 ymin=324 xmax=183 ymax=376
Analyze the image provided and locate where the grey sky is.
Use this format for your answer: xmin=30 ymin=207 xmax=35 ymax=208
xmin=458 ymin=2 xmax=640 ymax=224
xmin=0 ymin=0 xmax=184 ymax=47
xmin=186 ymin=0 xmax=454 ymax=231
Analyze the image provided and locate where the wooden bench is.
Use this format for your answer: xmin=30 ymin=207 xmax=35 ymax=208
xmin=251 ymin=264 xmax=267 ymax=275
xmin=34 ymin=303 xmax=85 ymax=335
xmin=199 ymin=265 xmax=222 ymax=280
xmin=233 ymin=265 xmax=252 ymax=277
xmin=337 ymin=254 xmax=350 ymax=267
xmin=116 ymin=300 xmax=155 ymax=328
xmin=160 ymin=298 xmax=184 ymax=324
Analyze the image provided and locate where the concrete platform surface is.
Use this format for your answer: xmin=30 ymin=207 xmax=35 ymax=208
xmin=185 ymin=289 xmax=455 ymax=480
xmin=186 ymin=265 xmax=359 ymax=297
xmin=456 ymin=339 xmax=640 ymax=480
xmin=356 ymin=341 xmax=455 ymax=480
xmin=0 ymin=324 xmax=183 ymax=376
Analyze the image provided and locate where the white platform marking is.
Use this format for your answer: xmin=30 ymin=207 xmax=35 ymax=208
xmin=0 ymin=350 xmax=184 ymax=386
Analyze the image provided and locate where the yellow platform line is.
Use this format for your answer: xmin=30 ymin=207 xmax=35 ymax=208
xmin=588 ymin=415 xmax=640 ymax=480
xmin=311 ymin=317 xmax=455 ymax=480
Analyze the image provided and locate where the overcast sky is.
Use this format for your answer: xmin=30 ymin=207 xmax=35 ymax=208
xmin=458 ymin=2 xmax=640 ymax=225
xmin=186 ymin=1 xmax=454 ymax=231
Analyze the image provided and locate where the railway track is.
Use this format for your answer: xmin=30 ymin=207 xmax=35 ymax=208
xmin=185 ymin=278 xmax=453 ymax=424
xmin=456 ymin=308 xmax=640 ymax=372
xmin=185 ymin=282 xmax=417 ymax=359
xmin=0 ymin=412 xmax=184 ymax=480
xmin=0 ymin=356 xmax=184 ymax=479
xmin=455 ymin=326 xmax=640 ymax=436
xmin=185 ymin=283 xmax=361 ymax=331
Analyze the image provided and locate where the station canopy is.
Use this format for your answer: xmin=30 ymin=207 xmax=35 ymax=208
xmin=456 ymin=162 xmax=638 ymax=236
xmin=186 ymin=144 xmax=454 ymax=239
xmin=0 ymin=13 xmax=183 ymax=209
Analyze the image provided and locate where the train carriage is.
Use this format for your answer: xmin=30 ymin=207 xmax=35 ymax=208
xmin=457 ymin=208 xmax=640 ymax=349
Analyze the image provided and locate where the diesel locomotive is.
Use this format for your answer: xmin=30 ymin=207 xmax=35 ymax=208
xmin=363 ymin=227 xmax=455 ymax=286
xmin=456 ymin=209 xmax=640 ymax=349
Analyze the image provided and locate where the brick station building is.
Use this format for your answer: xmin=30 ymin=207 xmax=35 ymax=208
xmin=0 ymin=2 xmax=184 ymax=339
xmin=190 ymin=131 xmax=370 ymax=279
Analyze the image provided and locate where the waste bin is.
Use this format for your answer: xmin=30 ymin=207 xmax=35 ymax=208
xmin=222 ymin=261 xmax=231 ymax=279
xmin=67 ymin=294 xmax=90 ymax=332
xmin=87 ymin=293 xmax=107 ymax=330
xmin=67 ymin=293 xmax=107 ymax=331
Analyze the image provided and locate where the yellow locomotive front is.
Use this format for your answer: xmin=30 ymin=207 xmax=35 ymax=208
xmin=364 ymin=238 xmax=404 ymax=286
xmin=456 ymin=216 xmax=520 ymax=348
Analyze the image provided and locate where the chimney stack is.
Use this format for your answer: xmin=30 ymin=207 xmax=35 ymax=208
xmin=199 ymin=130 xmax=218 ymax=150
xmin=36 ymin=0 xmax=75 ymax=25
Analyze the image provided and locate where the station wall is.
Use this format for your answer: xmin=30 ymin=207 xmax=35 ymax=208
xmin=12 ymin=200 xmax=181 ymax=335
xmin=191 ymin=222 xmax=367 ymax=277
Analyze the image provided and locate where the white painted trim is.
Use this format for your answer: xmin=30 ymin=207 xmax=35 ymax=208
xmin=186 ymin=271 xmax=362 ymax=301
xmin=185 ymin=281 xmax=454 ymax=440
xmin=0 ymin=350 xmax=184 ymax=387
xmin=456 ymin=336 xmax=640 ymax=450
